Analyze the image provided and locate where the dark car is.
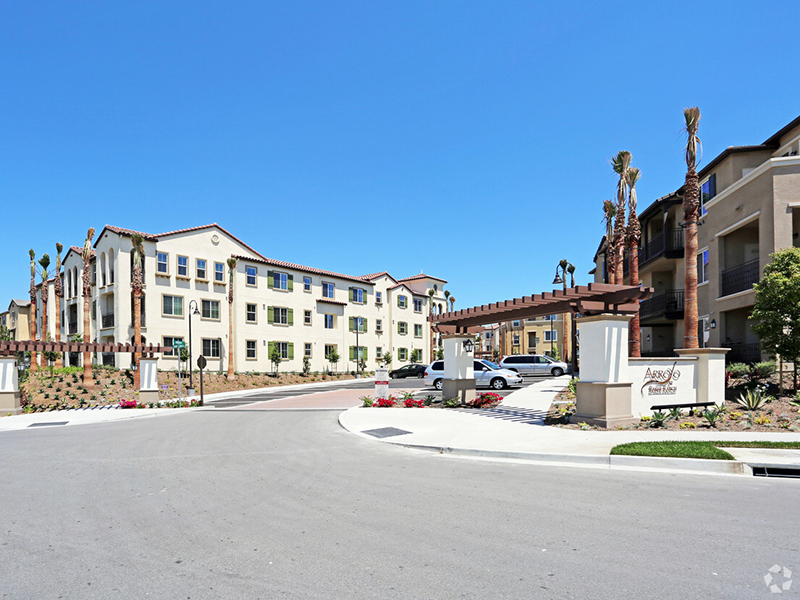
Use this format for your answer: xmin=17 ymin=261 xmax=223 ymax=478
xmin=389 ymin=364 xmax=427 ymax=379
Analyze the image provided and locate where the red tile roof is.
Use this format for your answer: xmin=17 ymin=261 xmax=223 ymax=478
xmin=361 ymin=271 xmax=397 ymax=283
xmin=398 ymin=273 xmax=447 ymax=283
xmin=101 ymin=225 xmax=158 ymax=241
xmin=316 ymin=298 xmax=348 ymax=306
xmin=232 ymin=255 xmax=375 ymax=285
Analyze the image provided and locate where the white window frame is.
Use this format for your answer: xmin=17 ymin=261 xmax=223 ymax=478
xmin=413 ymin=298 xmax=423 ymax=313
xmin=214 ymin=261 xmax=225 ymax=283
xmin=277 ymin=341 xmax=289 ymax=360
xmin=414 ymin=324 xmax=423 ymax=338
xmin=304 ymin=310 xmax=312 ymax=325
xmin=322 ymin=282 xmax=335 ymax=299
xmin=272 ymin=271 xmax=288 ymax=290
xmin=201 ymin=299 xmax=220 ymax=321
xmin=304 ymin=343 xmax=312 ymax=358
xmin=157 ymin=252 xmax=169 ymax=275
xmin=303 ymin=276 xmax=312 ymax=292
xmin=274 ymin=307 xmax=289 ymax=325
xmin=398 ymin=295 xmax=407 ymax=309
xmin=163 ymin=336 xmax=184 ymax=357
xmin=398 ymin=321 xmax=408 ymax=335
xmin=196 ymin=258 xmax=207 ymax=281
xmin=246 ymin=303 xmax=257 ymax=323
xmin=324 ymin=314 xmax=335 ymax=329
xmin=162 ymin=294 xmax=184 ymax=317
xmin=698 ymin=247 xmax=710 ymax=285
xmin=202 ymin=338 xmax=221 ymax=358
xmin=246 ymin=266 xmax=258 ymax=287
xmin=246 ymin=340 xmax=257 ymax=360
xmin=177 ymin=255 xmax=189 ymax=278
xmin=376 ymin=291 xmax=382 ymax=304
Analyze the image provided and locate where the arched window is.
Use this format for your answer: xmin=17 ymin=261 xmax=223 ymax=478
xmin=108 ymin=248 xmax=115 ymax=284
xmin=100 ymin=253 xmax=107 ymax=287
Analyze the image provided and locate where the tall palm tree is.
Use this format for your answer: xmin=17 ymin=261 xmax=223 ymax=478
xmin=602 ymin=200 xmax=617 ymax=282
xmin=38 ymin=254 xmax=51 ymax=367
xmin=53 ymin=243 xmax=64 ymax=367
xmin=428 ymin=288 xmax=435 ymax=362
xmin=82 ymin=228 xmax=95 ymax=385
xmin=626 ymin=167 xmax=642 ymax=357
xmin=443 ymin=289 xmax=450 ymax=311
xmin=226 ymin=257 xmax=238 ymax=378
xmin=682 ymin=107 xmax=702 ymax=349
xmin=29 ymin=249 xmax=38 ymax=371
xmin=130 ymin=233 xmax=144 ymax=388
xmin=611 ymin=151 xmax=632 ymax=284
xmin=449 ymin=296 xmax=455 ymax=312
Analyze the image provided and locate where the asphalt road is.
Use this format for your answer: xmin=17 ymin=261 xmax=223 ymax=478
xmin=1 ymin=410 xmax=797 ymax=599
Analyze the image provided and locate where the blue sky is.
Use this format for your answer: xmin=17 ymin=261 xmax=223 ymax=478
xmin=2 ymin=1 xmax=799 ymax=311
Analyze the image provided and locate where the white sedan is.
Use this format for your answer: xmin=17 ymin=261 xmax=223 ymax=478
xmin=424 ymin=359 xmax=524 ymax=390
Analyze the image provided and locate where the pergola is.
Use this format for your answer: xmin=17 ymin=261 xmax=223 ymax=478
xmin=429 ymin=283 xmax=652 ymax=329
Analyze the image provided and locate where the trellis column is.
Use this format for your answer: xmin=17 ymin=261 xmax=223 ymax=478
xmin=0 ymin=357 xmax=22 ymax=415
xmin=139 ymin=357 xmax=160 ymax=404
xmin=441 ymin=334 xmax=476 ymax=405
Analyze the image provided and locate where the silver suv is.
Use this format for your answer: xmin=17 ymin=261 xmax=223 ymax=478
xmin=498 ymin=355 xmax=569 ymax=377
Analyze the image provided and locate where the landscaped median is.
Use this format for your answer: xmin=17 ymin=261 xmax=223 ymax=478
xmin=610 ymin=440 xmax=800 ymax=460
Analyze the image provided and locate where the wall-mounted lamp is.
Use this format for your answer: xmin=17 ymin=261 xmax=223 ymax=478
xmin=710 ymin=319 xmax=716 ymax=329
xmin=646 ymin=335 xmax=651 ymax=342
xmin=463 ymin=339 xmax=474 ymax=353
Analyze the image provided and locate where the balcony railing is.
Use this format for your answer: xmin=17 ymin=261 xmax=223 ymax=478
xmin=726 ymin=342 xmax=761 ymax=364
xmin=101 ymin=314 xmax=115 ymax=329
xmin=641 ymin=228 xmax=684 ymax=265
xmin=101 ymin=353 xmax=115 ymax=367
xmin=639 ymin=289 xmax=685 ymax=321
xmin=720 ymin=259 xmax=760 ymax=297
xmin=68 ymin=323 xmax=78 ymax=335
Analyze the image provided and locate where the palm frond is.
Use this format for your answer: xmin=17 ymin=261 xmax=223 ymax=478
xmin=683 ymin=107 xmax=702 ymax=169
xmin=627 ymin=167 xmax=641 ymax=213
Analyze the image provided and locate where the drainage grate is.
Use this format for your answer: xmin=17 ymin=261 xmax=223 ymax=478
xmin=362 ymin=427 xmax=411 ymax=439
xmin=28 ymin=422 xmax=69 ymax=428
xmin=753 ymin=466 xmax=800 ymax=479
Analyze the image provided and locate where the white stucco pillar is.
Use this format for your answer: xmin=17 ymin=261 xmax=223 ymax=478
xmin=573 ymin=314 xmax=637 ymax=428
xmin=0 ymin=357 xmax=21 ymax=415
xmin=138 ymin=357 xmax=159 ymax=404
xmin=675 ymin=348 xmax=729 ymax=407
xmin=441 ymin=334 xmax=476 ymax=404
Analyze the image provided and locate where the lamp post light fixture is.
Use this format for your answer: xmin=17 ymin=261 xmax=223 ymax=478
xmin=553 ymin=259 xmax=578 ymax=378
xmin=463 ymin=338 xmax=474 ymax=354
xmin=188 ymin=300 xmax=200 ymax=393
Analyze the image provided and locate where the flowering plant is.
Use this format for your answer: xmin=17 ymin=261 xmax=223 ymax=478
xmin=467 ymin=392 xmax=502 ymax=408
xmin=119 ymin=399 xmax=139 ymax=409
xmin=404 ymin=398 xmax=424 ymax=408
xmin=375 ymin=396 xmax=397 ymax=408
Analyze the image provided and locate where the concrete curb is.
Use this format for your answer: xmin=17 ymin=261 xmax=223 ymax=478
xmin=193 ymin=377 xmax=376 ymax=403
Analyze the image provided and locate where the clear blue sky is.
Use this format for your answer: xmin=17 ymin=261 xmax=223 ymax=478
xmin=2 ymin=1 xmax=799 ymax=310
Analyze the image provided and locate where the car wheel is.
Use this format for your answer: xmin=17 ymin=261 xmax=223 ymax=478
xmin=490 ymin=377 xmax=507 ymax=390
xmin=434 ymin=379 xmax=443 ymax=391
xmin=417 ymin=372 xmax=425 ymax=378
xmin=551 ymin=368 xmax=564 ymax=377
xmin=390 ymin=373 xmax=396 ymax=379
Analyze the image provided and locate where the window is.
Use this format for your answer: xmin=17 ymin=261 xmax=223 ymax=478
xmin=270 ymin=306 xmax=291 ymax=325
xmin=324 ymin=314 xmax=335 ymax=329
xmin=322 ymin=282 xmax=335 ymax=299
xmin=414 ymin=324 xmax=423 ymax=338
xmin=304 ymin=310 xmax=312 ymax=325
xmin=350 ymin=317 xmax=367 ymax=333
xmin=398 ymin=348 xmax=408 ymax=361
xmin=246 ymin=340 xmax=257 ymax=360
xmin=201 ymin=299 xmax=220 ymax=320
xmin=162 ymin=294 xmax=183 ymax=317
xmin=398 ymin=321 xmax=408 ymax=335
xmin=196 ymin=259 xmax=207 ymax=280
xmin=246 ymin=266 xmax=257 ymax=287
xmin=512 ymin=320 xmax=520 ymax=327
xmin=413 ymin=299 xmax=423 ymax=313
xmin=303 ymin=277 xmax=312 ymax=292
xmin=157 ymin=252 xmax=169 ymax=274
xmin=544 ymin=330 xmax=558 ymax=342
xmin=351 ymin=287 xmax=365 ymax=304
xmin=376 ymin=319 xmax=383 ymax=333
xmin=246 ymin=303 xmax=257 ymax=323
xmin=177 ymin=255 xmax=188 ymax=277
xmin=376 ymin=347 xmax=383 ymax=359
xmin=163 ymin=336 xmax=184 ymax=357
xmin=202 ymin=338 xmax=221 ymax=358
xmin=271 ymin=271 xmax=288 ymax=290
xmin=698 ymin=249 xmax=709 ymax=284
xmin=304 ymin=343 xmax=312 ymax=358
xmin=512 ymin=333 xmax=520 ymax=345
xmin=273 ymin=341 xmax=290 ymax=360
xmin=325 ymin=344 xmax=337 ymax=359
xmin=376 ymin=291 xmax=382 ymax=304
xmin=350 ymin=346 xmax=367 ymax=361
xmin=398 ymin=295 xmax=407 ymax=309
xmin=214 ymin=262 xmax=225 ymax=283
xmin=700 ymin=174 xmax=716 ymax=216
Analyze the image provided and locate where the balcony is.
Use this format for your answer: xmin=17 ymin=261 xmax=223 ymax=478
xmin=639 ymin=289 xmax=685 ymax=322
xmin=623 ymin=229 xmax=684 ymax=277
xmin=726 ymin=342 xmax=761 ymax=364
xmin=720 ymin=259 xmax=760 ymax=297
xmin=101 ymin=314 xmax=115 ymax=329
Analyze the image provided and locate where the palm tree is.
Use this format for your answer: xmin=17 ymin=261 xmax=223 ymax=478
xmin=53 ymin=243 xmax=64 ymax=367
xmin=611 ymin=151 xmax=632 ymax=284
xmin=449 ymin=296 xmax=455 ymax=312
xmin=626 ymin=167 xmax=642 ymax=357
xmin=82 ymin=228 xmax=95 ymax=385
xmin=29 ymin=249 xmax=38 ymax=371
xmin=682 ymin=107 xmax=702 ymax=349
xmin=226 ymin=257 xmax=238 ymax=378
xmin=130 ymin=233 xmax=144 ymax=388
xmin=444 ymin=289 xmax=450 ymax=311
xmin=38 ymin=254 xmax=51 ymax=367
xmin=602 ymin=200 xmax=617 ymax=282
xmin=428 ymin=288 xmax=435 ymax=362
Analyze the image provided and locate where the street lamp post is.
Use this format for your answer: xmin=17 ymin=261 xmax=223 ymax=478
xmin=553 ymin=260 xmax=578 ymax=377
xmin=188 ymin=300 xmax=200 ymax=394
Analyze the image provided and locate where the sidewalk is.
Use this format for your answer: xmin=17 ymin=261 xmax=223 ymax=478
xmin=339 ymin=377 xmax=800 ymax=477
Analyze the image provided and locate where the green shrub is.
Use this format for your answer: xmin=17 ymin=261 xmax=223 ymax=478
xmin=734 ymin=388 xmax=770 ymax=411
xmin=702 ymin=409 xmax=721 ymax=428
xmin=442 ymin=398 xmax=461 ymax=408
xmin=752 ymin=360 xmax=776 ymax=379
xmin=423 ymin=395 xmax=435 ymax=407
xmin=726 ymin=362 xmax=751 ymax=378
xmin=648 ymin=411 xmax=671 ymax=428
xmin=567 ymin=377 xmax=579 ymax=395
xmin=360 ymin=396 xmax=374 ymax=408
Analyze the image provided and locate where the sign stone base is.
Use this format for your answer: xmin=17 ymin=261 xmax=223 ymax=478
xmin=574 ymin=381 xmax=638 ymax=429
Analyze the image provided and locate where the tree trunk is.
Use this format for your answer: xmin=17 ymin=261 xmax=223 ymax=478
xmin=133 ymin=286 xmax=141 ymax=389
xmin=83 ymin=270 xmax=92 ymax=386
xmin=227 ymin=299 xmax=235 ymax=379
xmin=628 ymin=209 xmax=641 ymax=357
xmin=54 ymin=289 xmax=63 ymax=368
xmin=29 ymin=282 xmax=38 ymax=372
xmin=683 ymin=168 xmax=700 ymax=349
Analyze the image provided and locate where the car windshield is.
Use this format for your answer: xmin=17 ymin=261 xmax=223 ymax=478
xmin=481 ymin=360 xmax=500 ymax=370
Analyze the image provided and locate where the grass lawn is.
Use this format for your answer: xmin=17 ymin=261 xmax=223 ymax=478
xmin=609 ymin=440 xmax=800 ymax=460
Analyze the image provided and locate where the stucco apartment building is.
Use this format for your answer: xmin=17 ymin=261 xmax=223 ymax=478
xmin=30 ymin=223 xmax=448 ymax=373
xmin=1 ymin=300 xmax=31 ymax=341
xmin=593 ymin=114 xmax=800 ymax=363
xmin=498 ymin=315 xmax=565 ymax=359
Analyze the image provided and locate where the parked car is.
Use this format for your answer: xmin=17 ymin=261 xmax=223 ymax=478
xmin=389 ymin=364 xmax=427 ymax=379
xmin=424 ymin=360 xmax=524 ymax=390
xmin=499 ymin=354 xmax=569 ymax=377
